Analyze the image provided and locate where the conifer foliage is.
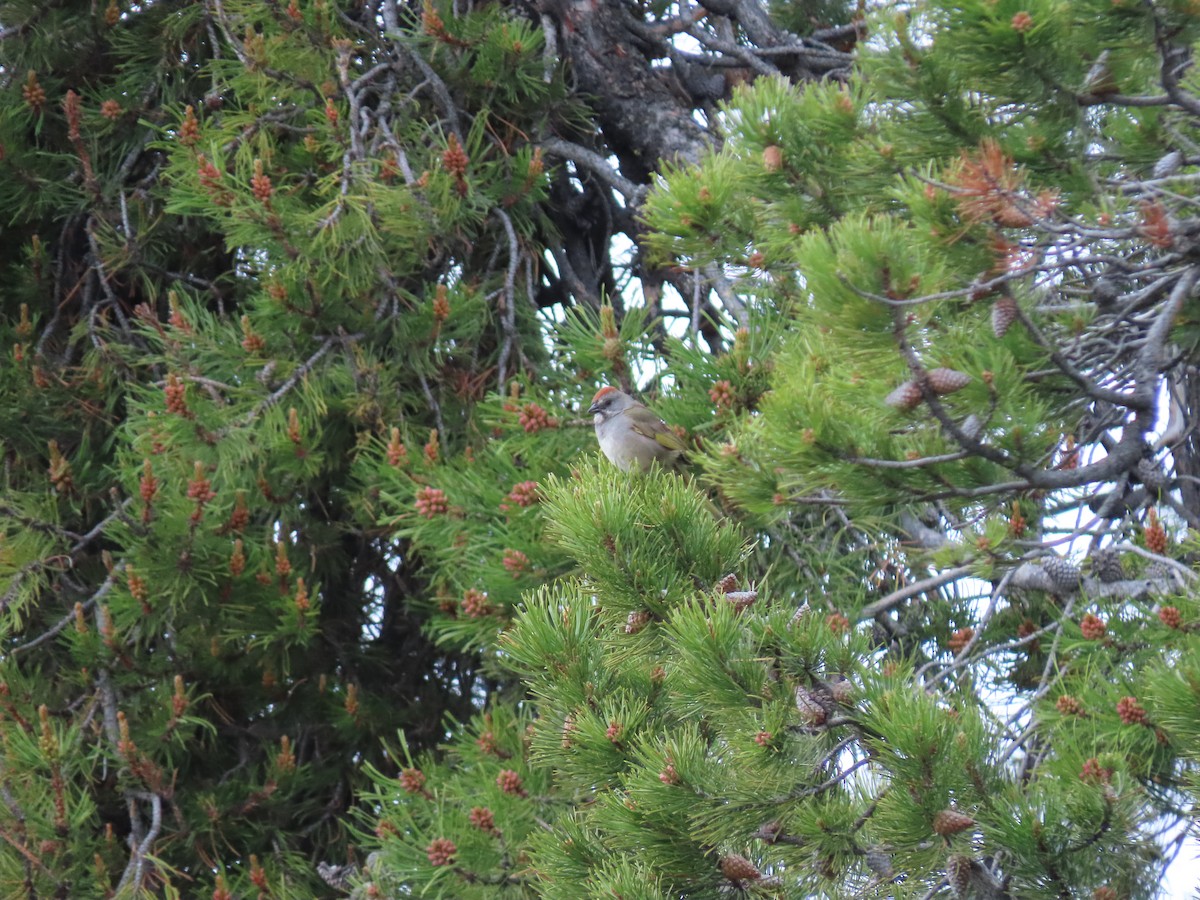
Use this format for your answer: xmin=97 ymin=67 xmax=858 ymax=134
xmin=3 ymin=0 xmax=1200 ymax=898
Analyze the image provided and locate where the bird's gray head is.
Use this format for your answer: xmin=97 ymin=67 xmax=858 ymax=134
xmin=587 ymin=386 xmax=633 ymax=422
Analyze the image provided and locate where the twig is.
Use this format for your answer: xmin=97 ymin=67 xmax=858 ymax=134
xmin=859 ymin=565 xmax=973 ymax=620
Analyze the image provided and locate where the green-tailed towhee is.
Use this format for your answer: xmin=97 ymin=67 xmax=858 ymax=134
xmin=587 ymin=386 xmax=687 ymax=472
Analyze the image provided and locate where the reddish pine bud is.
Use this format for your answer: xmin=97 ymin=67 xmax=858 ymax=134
xmin=461 ymin=589 xmax=492 ymax=618
xmin=947 ymin=627 xmax=974 ymax=654
xmin=249 ymin=855 xmax=268 ymax=891
xmin=518 ymin=403 xmax=551 ymax=433
xmin=425 ymin=837 xmax=456 ymax=867
xmin=1008 ymin=500 xmax=1026 ymax=537
xmin=228 ymin=491 xmax=250 ymax=532
xmin=424 ymin=429 xmax=439 ymax=463
xmin=1144 ymin=509 xmax=1167 ymax=554
xmin=415 ymin=486 xmax=448 ymax=519
xmin=1158 ymin=606 xmax=1182 ymax=629
xmin=1080 ymin=758 xmax=1112 ymax=784
xmin=825 ymin=612 xmax=850 ymax=634
xmin=502 ymin=548 xmax=528 ymax=577
xmin=1116 ymin=696 xmax=1147 ymax=726
xmin=476 ymin=731 xmax=500 ymax=755
xmin=1080 ymin=613 xmax=1106 ymax=641
xmin=276 ymin=735 xmax=296 ymax=773
xmin=139 ymin=458 xmax=159 ymax=507
xmin=126 ymin=565 xmax=149 ymax=611
xmin=287 ymin=406 xmax=303 ymax=447
xmin=399 ymin=768 xmax=426 ymax=794
xmin=274 ymin=541 xmax=292 ymax=578
xmin=505 ymin=480 xmax=539 ymax=508
xmin=196 ymin=154 xmax=224 ymax=199
xmin=709 ymin=379 xmax=735 ymax=410
xmin=250 ymin=158 xmax=273 ymax=202
xmin=294 ymin=578 xmax=310 ymax=614
xmin=527 ymin=147 xmax=544 ymax=179
xmin=179 ymin=105 xmax=201 ymax=146
xmin=22 ymin=71 xmax=46 ymax=111
xmin=386 ymin=428 xmax=408 ymax=467
xmin=496 ymin=769 xmax=526 ymax=796
xmin=1058 ymin=434 xmax=1079 ymax=470
xmin=1139 ymin=200 xmax=1174 ymax=248
xmin=1011 ymin=11 xmax=1033 ymax=33
xmin=229 ymin=539 xmax=246 ymax=576
xmin=164 ymin=373 xmax=190 ymax=417
xmin=441 ymin=133 xmax=468 ymax=178
xmin=240 ymin=315 xmax=265 ymax=353
xmin=468 ymin=806 xmax=496 ymax=832
xmin=187 ymin=461 xmax=215 ymax=504
xmin=432 ymin=284 xmax=450 ymax=323
xmin=1056 ymin=695 xmax=1083 ymax=716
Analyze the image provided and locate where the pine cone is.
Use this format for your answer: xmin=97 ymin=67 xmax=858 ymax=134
xmin=1153 ymin=150 xmax=1183 ymax=179
xmin=1145 ymin=560 xmax=1171 ymax=582
xmin=829 ymin=678 xmax=854 ymax=705
xmin=933 ymin=809 xmax=976 ymax=837
xmin=1135 ymin=457 xmax=1169 ymax=490
xmin=885 ymin=380 xmax=922 ymax=411
xmin=726 ymin=590 xmax=757 ymax=613
xmin=946 ymin=855 xmax=973 ymax=898
xmin=795 ymin=685 xmax=828 ymax=726
xmin=719 ymin=853 xmax=761 ymax=882
xmin=991 ymin=295 xmax=1018 ymax=338
xmin=864 ymin=847 xmax=894 ymax=877
xmin=317 ymin=861 xmax=357 ymax=890
xmin=716 ymin=573 xmax=738 ymax=594
xmin=1041 ymin=556 xmax=1082 ymax=592
xmin=927 ymin=368 xmax=972 ymax=395
xmin=624 ymin=610 xmax=651 ymax=634
xmin=1088 ymin=547 xmax=1125 ymax=584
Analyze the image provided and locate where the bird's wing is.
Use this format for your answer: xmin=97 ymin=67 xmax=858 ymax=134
xmin=656 ymin=429 xmax=688 ymax=453
xmin=630 ymin=419 xmax=687 ymax=453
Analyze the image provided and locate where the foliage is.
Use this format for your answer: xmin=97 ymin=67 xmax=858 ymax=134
xmin=3 ymin=0 xmax=1199 ymax=897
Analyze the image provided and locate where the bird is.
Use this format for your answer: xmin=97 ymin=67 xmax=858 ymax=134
xmin=587 ymin=386 xmax=687 ymax=472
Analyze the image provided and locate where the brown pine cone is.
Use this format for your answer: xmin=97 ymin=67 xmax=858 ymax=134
xmin=719 ymin=853 xmax=761 ymax=882
xmin=1041 ymin=556 xmax=1082 ymax=592
xmin=927 ymin=368 xmax=972 ymax=395
xmin=991 ymin=295 xmax=1018 ymax=338
xmin=933 ymin=809 xmax=976 ymax=837
xmin=885 ymin=380 xmax=922 ymax=411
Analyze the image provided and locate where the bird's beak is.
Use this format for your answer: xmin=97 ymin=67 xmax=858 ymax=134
xmin=587 ymin=402 xmax=600 ymax=415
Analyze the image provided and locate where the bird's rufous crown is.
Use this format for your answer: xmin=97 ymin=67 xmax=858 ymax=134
xmin=590 ymin=386 xmax=620 ymax=405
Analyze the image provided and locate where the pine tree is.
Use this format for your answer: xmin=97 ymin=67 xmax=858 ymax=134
xmin=359 ymin=1 xmax=1200 ymax=898
xmin=0 ymin=0 xmax=585 ymax=893
xmin=7 ymin=0 xmax=1199 ymax=897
